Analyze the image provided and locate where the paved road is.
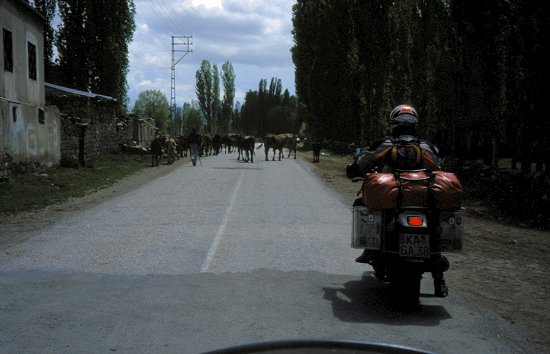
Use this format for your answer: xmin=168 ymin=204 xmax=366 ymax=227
xmin=0 ymin=150 xmax=531 ymax=353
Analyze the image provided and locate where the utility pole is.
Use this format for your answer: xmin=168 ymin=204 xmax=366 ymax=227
xmin=170 ymin=35 xmax=193 ymax=135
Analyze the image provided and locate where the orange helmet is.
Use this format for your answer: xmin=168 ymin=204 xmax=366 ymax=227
xmin=389 ymin=104 xmax=418 ymax=136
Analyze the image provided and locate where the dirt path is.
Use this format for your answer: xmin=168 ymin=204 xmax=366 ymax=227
xmin=1 ymin=153 xmax=549 ymax=351
xmin=301 ymin=151 xmax=550 ymax=352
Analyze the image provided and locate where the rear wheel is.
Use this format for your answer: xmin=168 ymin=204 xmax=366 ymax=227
xmin=391 ymin=271 xmax=422 ymax=311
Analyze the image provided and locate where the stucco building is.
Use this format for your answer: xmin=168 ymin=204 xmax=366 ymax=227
xmin=1 ymin=0 xmax=61 ymax=177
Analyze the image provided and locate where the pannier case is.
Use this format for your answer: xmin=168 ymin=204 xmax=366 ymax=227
xmin=439 ymin=207 xmax=465 ymax=252
xmin=352 ymin=206 xmax=383 ymax=249
xmin=362 ymin=171 xmax=464 ymax=211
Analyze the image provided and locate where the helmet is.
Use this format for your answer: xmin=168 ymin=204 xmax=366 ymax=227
xmin=389 ymin=104 xmax=418 ymax=136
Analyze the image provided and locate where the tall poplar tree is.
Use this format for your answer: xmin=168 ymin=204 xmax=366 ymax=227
xmin=34 ymin=0 xmax=57 ymax=81
xmin=195 ymin=60 xmax=214 ymax=131
xmin=56 ymin=0 xmax=135 ymax=107
xmin=212 ymin=64 xmax=221 ymax=132
xmin=221 ymin=61 xmax=236 ymax=133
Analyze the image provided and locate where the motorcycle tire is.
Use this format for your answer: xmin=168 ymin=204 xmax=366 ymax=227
xmin=391 ymin=271 xmax=422 ymax=311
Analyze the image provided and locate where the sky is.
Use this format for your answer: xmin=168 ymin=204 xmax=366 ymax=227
xmin=127 ymin=0 xmax=297 ymax=109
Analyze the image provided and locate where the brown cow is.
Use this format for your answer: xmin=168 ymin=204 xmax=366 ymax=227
xmin=228 ymin=134 xmax=241 ymax=158
xmin=150 ymin=136 xmax=164 ymax=166
xmin=212 ymin=134 xmax=222 ymax=155
xmin=282 ymin=133 xmax=297 ymax=159
xmin=236 ymin=135 xmax=256 ymax=163
xmin=312 ymin=141 xmax=321 ymax=163
xmin=263 ymin=134 xmax=285 ymax=161
xmin=221 ymin=134 xmax=233 ymax=153
xmin=176 ymin=135 xmax=188 ymax=157
xmin=201 ymin=133 xmax=213 ymax=156
xmin=164 ymin=137 xmax=178 ymax=164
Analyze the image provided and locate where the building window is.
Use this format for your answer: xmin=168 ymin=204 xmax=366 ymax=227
xmin=28 ymin=42 xmax=37 ymax=80
xmin=38 ymin=109 xmax=45 ymax=124
xmin=3 ymin=29 xmax=13 ymax=72
xmin=12 ymin=107 xmax=17 ymax=123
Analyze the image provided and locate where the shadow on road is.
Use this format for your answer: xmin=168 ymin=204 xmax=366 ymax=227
xmin=323 ymin=272 xmax=451 ymax=326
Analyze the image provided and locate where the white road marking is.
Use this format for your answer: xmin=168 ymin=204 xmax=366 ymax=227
xmin=200 ymin=168 xmax=245 ymax=272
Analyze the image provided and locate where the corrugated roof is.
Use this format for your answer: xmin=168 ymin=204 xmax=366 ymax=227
xmin=45 ymin=82 xmax=117 ymax=101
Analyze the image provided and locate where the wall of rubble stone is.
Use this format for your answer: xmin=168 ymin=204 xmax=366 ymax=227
xmin=47 ymin=95 xmax=133 ymax=167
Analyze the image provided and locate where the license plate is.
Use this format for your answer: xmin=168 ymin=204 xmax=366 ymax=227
xmin=399 ymin=234 xmax=431 ymax=258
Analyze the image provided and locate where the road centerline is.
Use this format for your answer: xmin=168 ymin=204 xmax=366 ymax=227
xmin=200 ymin=167 xmax=245 ymax=272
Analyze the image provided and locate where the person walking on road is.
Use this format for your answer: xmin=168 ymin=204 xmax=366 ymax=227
xmin=188 ymin=129 xmax=201 ymax=166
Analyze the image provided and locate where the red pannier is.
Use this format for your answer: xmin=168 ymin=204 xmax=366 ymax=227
xmin=362 ymin=171 xmax=463 ymax=211
xmin=362 ymin=173 xmax=399 ymax=210
xmin=431 ymin=171 xmax=464 ymax=210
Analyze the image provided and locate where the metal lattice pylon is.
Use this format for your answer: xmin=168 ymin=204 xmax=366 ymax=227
xmin=170 ymin=35 xmax=193 ymax=134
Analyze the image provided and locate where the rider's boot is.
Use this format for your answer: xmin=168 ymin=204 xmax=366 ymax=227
xmin=355 ymin=249 xmax=374 ymax=263
xmin=433 ymin=273 xmax=449 ymax=297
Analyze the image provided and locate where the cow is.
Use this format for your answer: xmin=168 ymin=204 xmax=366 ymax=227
xmin=221 ymin=135 xmax=232 ymax=153
xmin=176 ymin=135 xmax=188 ymax=157
xmin=212 ymin=133 xmax=222 ymax=155
xmin=262 ymin=134 xmax=285 ymax=161
xmin=312 ymin=141 xmax=321 ymax=163
xmin=237 ymin=135 xmax=256 ymax=163
xmin=282 ymin=133 xmax=298 ymax=159
xmin=164 ymin=137 xmax=178 ymax=164
xmin=150 ymin=136 xmax=165 ymax=166
xmin=228 ymin=134 xmax=241 ymax=158
xmin=201 ymin=133 xmax=213 ymax=156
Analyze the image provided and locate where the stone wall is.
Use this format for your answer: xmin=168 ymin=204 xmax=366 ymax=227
xmin=47 ymin=95 xmax=133 ymax=166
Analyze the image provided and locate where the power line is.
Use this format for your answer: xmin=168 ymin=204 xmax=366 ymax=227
xmin=147 ymin=0 xmax=187 ymax=36
xmin=146 ymin=0 xmax=179 ymax=35
xmin=156 ymin=0 xmax=189 ymax=35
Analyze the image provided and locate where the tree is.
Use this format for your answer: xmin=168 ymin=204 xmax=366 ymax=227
xmin=182 ymin=101 xmax=204 ymax=135
xmin=34 ymin=0 xmax=57 ymax=82
xmin=292 ymin=1 xmax=361 ymax=143
xmin=292 ymin=0 xmax=549 ymax=171
xmin=196 ymin=60 xmax=237 ymax=133
xmin=56 ymin=0 xmax=136 ymax=107
xmin=133 ymin=90 xmax=170 ymax=132
xmin=240 ymin=78 xmax=298 ymax=136
xmin=221 ymin=61 xmax=236 ymax=133
xmin=212 ymin=64 xmax=221 ymax=133
xmin=87 ymin=0 xmax=136 ymax=108
xmin=56 ymin=0 xmax=88 ymax=91
xmin=195 ymin=60 xmax=214 ymax=131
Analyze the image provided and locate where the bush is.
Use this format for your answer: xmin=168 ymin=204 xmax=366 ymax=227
xmin=444 ymin=158 xmax=549 ymax=228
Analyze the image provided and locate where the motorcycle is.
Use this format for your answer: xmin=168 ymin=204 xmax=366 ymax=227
xmin=351 ymin=168 xmax=464 ymax=310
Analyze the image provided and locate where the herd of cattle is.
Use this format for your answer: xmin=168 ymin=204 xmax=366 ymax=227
xmin=149 ymin=133 xmax=299 ymax=167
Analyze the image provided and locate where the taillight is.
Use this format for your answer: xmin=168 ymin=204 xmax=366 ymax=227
xmin=407 ymin=216 xmax=425 ymax=227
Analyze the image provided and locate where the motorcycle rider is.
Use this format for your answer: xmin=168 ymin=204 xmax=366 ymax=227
xmin=355 ymin=104 xmax=449 ymax=297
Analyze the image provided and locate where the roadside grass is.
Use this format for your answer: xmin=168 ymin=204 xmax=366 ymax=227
xmin=0 ymin=153 xmax=150 ymax=215
xmin=297 ymin=149 xmax=354 ymax=178
xmin=297 ymin=148 xmax=354 ymax=163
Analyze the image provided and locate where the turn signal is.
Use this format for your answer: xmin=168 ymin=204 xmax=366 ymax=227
xmin=407 ymin=216 xmax=425 ymax=227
